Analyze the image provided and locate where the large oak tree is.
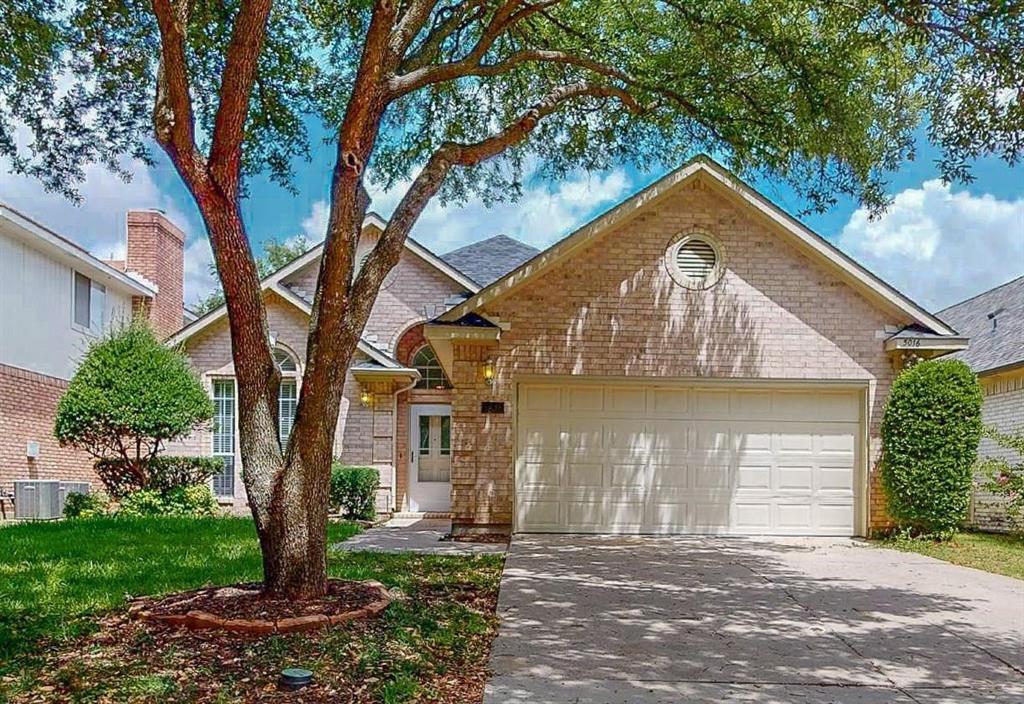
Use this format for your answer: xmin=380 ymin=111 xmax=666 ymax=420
xmin=2 ymin=0 xmax=1021 ymax=597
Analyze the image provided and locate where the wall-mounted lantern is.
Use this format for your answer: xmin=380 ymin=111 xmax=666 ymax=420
xmin=482 ymin=359 xmax=496 ymax=386
xmin=359 ymin=386 xmax=372 ymax=407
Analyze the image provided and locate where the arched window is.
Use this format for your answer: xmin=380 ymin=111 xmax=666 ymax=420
xmin=273 ymin=348 xmax=298 ymax=372
xmin=273 ymin=348 xmax=299 ymax=442
xmin=412 ymin=345 xmax=450 ymax=389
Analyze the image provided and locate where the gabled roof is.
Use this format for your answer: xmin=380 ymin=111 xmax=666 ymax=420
xmin=939 ymin=275 xmax=1024 ymax=375
xmin=0 ymin=201 xmax=156 ymax=298
xmin=438 ymin=155 xmax=958 ymax=337
xmin=168 ymin=283 xmax=403 ymax=368
xmin=170 ymin=212 xmax=479 ymax=346
xmin=442 ymin=234 xmax=540 ymax=286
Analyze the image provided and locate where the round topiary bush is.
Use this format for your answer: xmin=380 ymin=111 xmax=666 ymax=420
xmin=880 ymin=359 xmax=983 ymax=539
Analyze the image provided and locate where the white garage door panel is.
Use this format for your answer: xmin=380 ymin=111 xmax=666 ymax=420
xmin=516 ymin=383 xmax=861 ymax=536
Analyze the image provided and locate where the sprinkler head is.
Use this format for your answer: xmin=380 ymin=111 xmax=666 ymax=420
xmin=279 ymin=667 xmax=313 ymax=691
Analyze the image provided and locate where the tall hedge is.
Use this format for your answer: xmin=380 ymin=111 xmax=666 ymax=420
xmin=880 ymin=359 xmax=983 ymax=538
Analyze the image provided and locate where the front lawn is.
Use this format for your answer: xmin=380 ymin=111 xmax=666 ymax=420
xmin=880 ymin=530 xmax=1024 ymax=580
xmin=0 ymin=516 xmax=504 ymax=702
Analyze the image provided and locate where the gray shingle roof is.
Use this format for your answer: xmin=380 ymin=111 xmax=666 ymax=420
xmin=938 ymin=275 xmax=1024 ymax=374
xmin=442 ymin=234 xmax=539 ymax=286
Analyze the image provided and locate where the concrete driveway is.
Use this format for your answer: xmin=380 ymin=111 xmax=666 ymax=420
xmin=485 ymin=536 xmax=1024 ymax=704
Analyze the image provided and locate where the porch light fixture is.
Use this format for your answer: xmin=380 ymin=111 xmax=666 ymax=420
xmin=359 ymin=386 xmax=372 ymax=407
xmin=482 ymin=359 xmax=496 ymax=386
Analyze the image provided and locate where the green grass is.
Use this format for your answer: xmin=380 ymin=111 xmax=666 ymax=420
xmin=0 ymin=516 xmax=504 ymax=703
xmin=0 ymin=516 xmax=360 ymax=663
xmin=880 ymin=530 xmax=1024 ymax=580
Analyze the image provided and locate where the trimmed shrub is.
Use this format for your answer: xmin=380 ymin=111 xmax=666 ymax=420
xmin=117 ymin=489 xmax=168 ymax=517
xmin=55 ymin=322 xmax=214 ymax=497
xmin=63 ymin=491 xmax=109 ymax=519
xmin=880 ymin=359 xmax=983 ymax=539
xmin=95 ymin=455 xmax=224 ymax=498
xmin=977 ymin=426 xmax=1024 ymax=529
xmin=330 ymin=464 xmax=380 ymax=520
xmin=118 ymin=484 xmax=219 ymax=518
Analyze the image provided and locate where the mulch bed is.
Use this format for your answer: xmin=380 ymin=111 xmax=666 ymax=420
xmin=5 ymin=575 xmax=501 ymax=704
xmin=449 ymin=533 xmax=509 ymax=544
xmin=129 ymin=579 xmax=391 ymax=635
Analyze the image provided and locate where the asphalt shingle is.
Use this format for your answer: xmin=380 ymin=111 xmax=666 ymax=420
xmin=442 ymin=234 xmax=539 ymax=286
xmin=939 ymin=275 xmax=1024 ymax=374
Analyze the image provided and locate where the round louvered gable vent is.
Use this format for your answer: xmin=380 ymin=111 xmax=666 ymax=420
xmin=665 ymin=232 xmax=724 ymax=289
xmin=675 ymin=239 xmax=717 ymax=279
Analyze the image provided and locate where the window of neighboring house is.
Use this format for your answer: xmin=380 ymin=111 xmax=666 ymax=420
xmin=211 ymin=378 xmax=236 ymax=498
xmin=411 ymin=345 xmax=451 ymax=389
xmin=273 ymin=348 xmax=299 ymax=445
xmin=73 ymin=271 xmax=106 ymax=333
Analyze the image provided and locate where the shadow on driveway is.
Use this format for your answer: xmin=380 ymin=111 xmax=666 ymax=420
xmin=485 ymin=536 xmax=1024 ymax=703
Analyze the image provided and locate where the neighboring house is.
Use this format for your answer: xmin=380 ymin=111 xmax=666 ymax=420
xmin=170 ymin=156 xmax=969 ymax=537
xmin=939 ymin=276 xmax=1024 ymax=532
xmin=0 ymin=204 xmax=187 ymax=497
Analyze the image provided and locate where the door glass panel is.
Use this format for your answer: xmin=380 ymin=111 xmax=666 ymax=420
xmin=440 ymin=416 xmax=451 ymax=456
xmin=419 ymin=415 xmax=430 ymax=455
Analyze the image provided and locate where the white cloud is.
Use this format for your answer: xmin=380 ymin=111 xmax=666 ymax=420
xmin=298 ymin=166 xmax=633 ymax=255
xmin=0 ymin=157 xmax=217 ymax=306
xmin=839 ymin=179 xmax=1024 ymax=310
xmin=371 ymin=168 xmax=631 ymax=252
xmin=301 ymin=199 xmax=331 ymax=242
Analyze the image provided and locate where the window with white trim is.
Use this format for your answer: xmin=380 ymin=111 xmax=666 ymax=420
xmin=278 ymin=379 xmax=297 ymax=444
xmin=211 ymin=379 xmax=236 ymax=498
xmin=273 ymin=348 xmax=299 ymax=445
xmin=72 ymin=271 xmax=106 ymax=333
xmin=412 ymin=345 xmax=450 ymax=389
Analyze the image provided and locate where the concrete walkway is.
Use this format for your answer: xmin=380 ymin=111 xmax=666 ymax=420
xmin=333 ymin=518 xmax=506 ymax=555
xmin=485 ymin=535 xmax=1024 ymax=703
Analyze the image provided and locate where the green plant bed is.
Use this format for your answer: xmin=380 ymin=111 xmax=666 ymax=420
xmin=879 ymin=531 xmax=1024 ymax=580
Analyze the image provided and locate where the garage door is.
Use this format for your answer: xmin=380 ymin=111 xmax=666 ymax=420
xmin=515 ymin=383 xmax=862 ymax=536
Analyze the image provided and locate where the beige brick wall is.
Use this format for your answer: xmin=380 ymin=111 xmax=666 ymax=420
xmin=175 ymin=235 xmax=467 ymax=511
xmin=971 ymin=373 xmax=1024 ymax=532
xmin=450 ymin=181 xmax=908 ymax=532
xmin=0 ymin=363 xmax=98 ymax=502
xmin=281 ymin=231 xmax=468 ymax=353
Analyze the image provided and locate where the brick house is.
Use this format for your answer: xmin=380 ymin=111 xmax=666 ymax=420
xmin=0 ymin=204 xmax=190 ymax=502
xmin=940 ymin=276 xmax=1024 ymax=532
xmin=170 ymin=157 xmax=970 ymax=536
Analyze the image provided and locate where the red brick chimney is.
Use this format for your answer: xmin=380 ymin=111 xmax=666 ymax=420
xmin=124 ymin=210 xmax=185 ymax=339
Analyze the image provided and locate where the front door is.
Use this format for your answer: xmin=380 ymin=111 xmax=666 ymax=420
xmin=409 ymin=404 xmax=452 ymax=512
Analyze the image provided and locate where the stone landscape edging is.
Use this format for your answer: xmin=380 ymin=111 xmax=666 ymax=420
xmin=129 ymin=579 xmax=392 ymax=634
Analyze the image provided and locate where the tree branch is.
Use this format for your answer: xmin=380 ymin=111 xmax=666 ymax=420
xmin=150 ymin=0 xmax=207 ymax=186
xmin=354 ymin=80 xmax=638 ymax=309
xmin=208 ymin=0 xmax=275 ymax=197
xmin=390 ymin=0 xmax=565 ymax=95
xmin=398 ymin=1 xmax=487 ymax=73
xmin=390 ymin=0 xmax=442 ymax=65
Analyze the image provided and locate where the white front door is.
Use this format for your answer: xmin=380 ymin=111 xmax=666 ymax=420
xmin=409 ymin=404 xmax=452 ymax=512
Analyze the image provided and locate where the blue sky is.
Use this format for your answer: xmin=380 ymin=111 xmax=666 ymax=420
xmin=3 ymin=129 xmax=1022 ymax=313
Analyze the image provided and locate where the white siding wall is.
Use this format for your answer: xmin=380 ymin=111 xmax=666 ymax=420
xmin=0 ymin=229 xmax=134 ymax=380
